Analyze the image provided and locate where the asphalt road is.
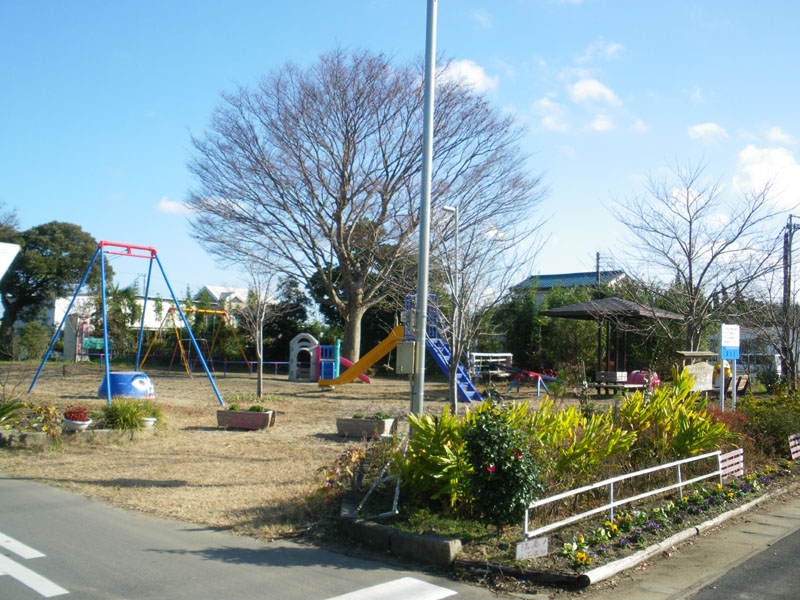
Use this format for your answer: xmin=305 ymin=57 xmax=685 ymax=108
xmin=0 ymin=476 xmax=497 ymax=600
xmin=688 ymin=526 xmax=800 ymax=600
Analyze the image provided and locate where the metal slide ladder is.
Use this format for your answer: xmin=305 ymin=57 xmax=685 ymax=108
xmin=425 ymin=336 xmax=482 ymax=404
xmin=404 ymin=294 xmax=482 ymax=404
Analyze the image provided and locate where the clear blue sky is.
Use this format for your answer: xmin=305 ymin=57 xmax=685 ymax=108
xmin=2 ymin=1 xmax=798 ymax=298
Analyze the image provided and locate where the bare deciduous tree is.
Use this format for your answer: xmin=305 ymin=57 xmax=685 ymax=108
xmin=740 ymin=270 xmax=800 ymax=387
xmin=432 ymin=206 xmax=545 ymax=413
xmin=234 ymin=265 xmax=275 ymax=399
xmin=187 ymin=48 xmax=544 ymax=360
xmin=613 ymin=161 xmax=780 ymax=351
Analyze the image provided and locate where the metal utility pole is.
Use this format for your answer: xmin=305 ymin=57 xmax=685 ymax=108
xmin=444 ymin=204 xmax=459 ymax=409
xmin=411 ymin=0 xmax=437 ymax=416
xmin=783 ymin=216 xmax=800 ymax=382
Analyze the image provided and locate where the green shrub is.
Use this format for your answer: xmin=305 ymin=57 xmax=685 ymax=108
xmin=101 ymin=400 xmax=144 ymax=431
xmin=397 ymin=407 xmax=472 ymax=512
xmin=248 ymin=405 xmax=266 ymax=412
xmin=529 ymin=397 xmax=635 ymax=487
xmin=739 ymin=391 xmax=800 ymax=456
xmin=227 ymin=403 xmax=241 ymax=411
xmin=618 ymin=367 xmax=730 ymax=467
xmin=0 ymin=400 xmax=24 ymax=424
xmin=462 ymin=400 xmax=544 ymax=529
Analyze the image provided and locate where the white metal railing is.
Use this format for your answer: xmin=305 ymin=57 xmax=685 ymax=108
xmin=523 ymin=450 xmax=725 ymax=540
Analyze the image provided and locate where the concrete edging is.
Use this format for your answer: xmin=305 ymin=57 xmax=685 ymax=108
xmin=0 ymin=427 xmax=157 ymax=449
xmin=339 ymin=500 xmax=461 ymax=566
xmin=579 ymin=480 xmax=800 ymax=586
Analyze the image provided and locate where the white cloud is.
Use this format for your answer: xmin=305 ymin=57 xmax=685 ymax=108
xmin=687 ymin=122 xmax=729 ymax=141
xmin=576 ymin=38 xmax=623 ymax=63
xmin=766 ymin=126 xmax=795 ymax=145
xmin=443 ymin=59 xmax=499 ymax=92
xmin=734 ymin=145 xmax=800 ymax=210
xmin=589 ymin=115 xmax=615 ymax=132
xmin=157 ymin=196 xmax=191 ymax=215
xmin=471 ymin=9 xmax=492 ymax=28
xmin=568 ymin=78 xmax=621 ymax=107
xmin=683 ymin=87 xmax=705 ymax=103
xmin=532 ymin=95 xmax=569 ymax=132
xmin=632 ymin=118 xmax=648 ymax=132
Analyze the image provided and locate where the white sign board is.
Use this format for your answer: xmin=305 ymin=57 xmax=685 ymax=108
xmin=0 ymin=242 xmax=20 ymax=281
xmin=516 ymin=536 xmax=548 ymax=560
xmin=721 ymin=324 xmax=740 ymax=348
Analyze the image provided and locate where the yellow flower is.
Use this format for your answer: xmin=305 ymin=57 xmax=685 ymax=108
xmin=716 ymin=483 xmax=723 ymax=491
xmin=577 ymin=535 xmax=584 ymax=544
xmin=42 ymin=425 xmax=48 ymax=431
xmin=610 ymin=524 xmax=618 ymax=533
xmin=682 ymin=496 xmax=688 ymax=503
xmin=728 ymin=492 xmax=734 ymax=499
xmin=576 ymin=551 xmax=587 ymax=563
xmin=604 ymin=520 xmax=612 ymax=527
xmin=586 ymin=556 xmax=593 ymax=564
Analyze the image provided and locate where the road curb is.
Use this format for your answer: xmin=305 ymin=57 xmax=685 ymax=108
xmin=579 ymin=479 xmax=800 ymax=586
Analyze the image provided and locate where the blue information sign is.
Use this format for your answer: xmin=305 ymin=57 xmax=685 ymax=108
xmin=721 ymin=346 xmax=740 ymax=360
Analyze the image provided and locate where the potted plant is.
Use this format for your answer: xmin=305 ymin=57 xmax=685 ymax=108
xmin=216 ymin=403 xmax=275 ymax=430
xmin=63 ymin=406 xmax=92 ymax=432
xmin=138 ymin=399 xmax=164 ymax=428
xmin=336 ymin=411 xmax=396 ymax=438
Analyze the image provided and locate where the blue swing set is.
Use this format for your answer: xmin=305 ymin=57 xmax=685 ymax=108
xmin=28 ymin=241 xmax=225 ymax=406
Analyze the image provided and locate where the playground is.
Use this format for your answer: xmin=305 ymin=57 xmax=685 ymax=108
xmin=1 ymin=362 xmax=456 ymax=539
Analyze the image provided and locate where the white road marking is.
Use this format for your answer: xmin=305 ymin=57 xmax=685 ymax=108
xmin=324 ymin=576 xmax=457 ymax=600
xmin=0 ymin=530 xmax=68 ymax=597
xmin=0 ymin=554 xmax=69 ymax=597
xmin=0 ymin=531 xmax=46 ymax=559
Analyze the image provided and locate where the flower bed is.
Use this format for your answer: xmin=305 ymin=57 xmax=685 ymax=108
xmin=456 ymin=461 xmax=794 ymax=577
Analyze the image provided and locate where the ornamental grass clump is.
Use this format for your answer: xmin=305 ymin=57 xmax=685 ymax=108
xmin=398 ymin=407 xmax=472 ymax=511
xmin=617 ymin=367 xmax=732 ymax=468
xmin=101 ymin=400 xmax=144 ymax=431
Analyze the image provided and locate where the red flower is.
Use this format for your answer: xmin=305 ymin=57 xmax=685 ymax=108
xmin=486 ymin=464 xmax=496 ymax=473
xmin=64 ymin=406 xmax=89 ymax=422
xmin=513 ymin=449 xmax=523 ymax=459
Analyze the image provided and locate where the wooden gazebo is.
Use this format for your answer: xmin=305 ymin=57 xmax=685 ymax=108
xmin=539 ymin=297 xmax=683 ymax=388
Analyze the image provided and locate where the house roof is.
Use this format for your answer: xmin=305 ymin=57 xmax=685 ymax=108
xmin=196 ymin=285 xmax=249 ymax=304
xmin=514 ymin=270 xmax=626 ymax=291
xmin=538 ymin=296 xmax=684 ymax=321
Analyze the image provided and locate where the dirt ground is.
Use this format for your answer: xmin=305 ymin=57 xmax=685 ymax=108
xmin=2 ymin=361 xmax=535 ymax=540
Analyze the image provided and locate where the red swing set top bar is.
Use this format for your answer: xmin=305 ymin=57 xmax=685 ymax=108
xmin=98 ymin=240 xmax=157 ymax=259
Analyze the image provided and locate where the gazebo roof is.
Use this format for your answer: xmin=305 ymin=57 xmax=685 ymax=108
xmin=538 ymin=296 xmax=684 ymax=321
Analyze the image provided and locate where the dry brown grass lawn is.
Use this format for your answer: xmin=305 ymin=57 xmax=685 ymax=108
xmin=0 ymin=361 xmax=467 ymax=540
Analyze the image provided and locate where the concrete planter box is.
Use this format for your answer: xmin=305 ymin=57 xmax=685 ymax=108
xmin=216 ymin=410 xmax=275 ymax=430
xmin=336 ymin=417 xmax=395 ymax=439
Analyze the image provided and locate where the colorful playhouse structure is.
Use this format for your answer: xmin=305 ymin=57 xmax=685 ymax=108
xmin=289 ymin=334 xmax=370 ymax=383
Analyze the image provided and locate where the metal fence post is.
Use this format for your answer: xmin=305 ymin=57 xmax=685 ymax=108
xmin=609 ymin=481 xmax=615 ymax=521
xmin=677 ymin=463 xmax=684 ymax=499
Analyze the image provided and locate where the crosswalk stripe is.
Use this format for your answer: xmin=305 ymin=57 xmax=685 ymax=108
xmin=0 ymin=531 xmax=46 ymax=559
xmin=324 ymin=576 xmax=457 ymax=600
xmin=0 ymin=554 xmax=69 ymax=597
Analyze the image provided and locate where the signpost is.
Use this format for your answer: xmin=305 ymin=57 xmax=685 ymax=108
xmin=720 ymin=324 xmax=740 ymax=411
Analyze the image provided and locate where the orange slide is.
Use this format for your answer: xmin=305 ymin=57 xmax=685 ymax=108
xmin=319 ymin=326 xmax=404 ymax=386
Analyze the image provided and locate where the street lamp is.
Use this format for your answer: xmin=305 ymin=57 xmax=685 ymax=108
xmin=443 ymin=205 xmax=459 ymax=408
